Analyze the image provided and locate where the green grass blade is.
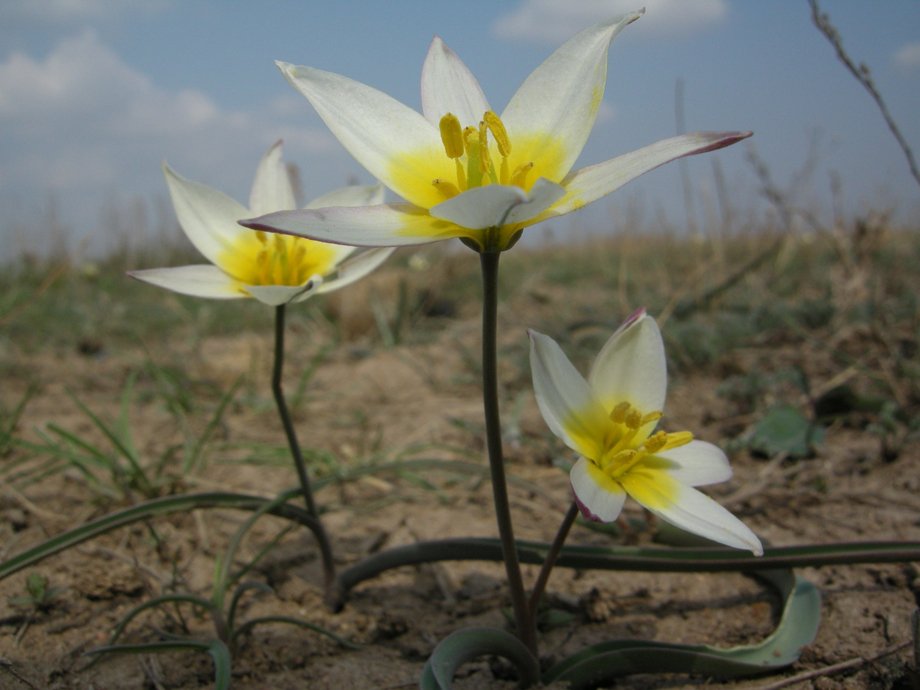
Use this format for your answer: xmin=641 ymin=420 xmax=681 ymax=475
xmin=0 ymin=383 xmax=37 ymax=454
xmin=231 ymin=615 xmax=362 ymax=650
xmin=229 ymin=525 xmax=295 ymax=589
xmin=213 ymin=490 xmax=294 ymax=607
xmin=419 ymin=627 xmax=540 ymax=690
xmin=83 ymin=593 xmax=215 ymax=670
xmin=0 ymin=489 xmax=309 ymax=581
xmin=115 ymin=372 xmax=142 ymax=471
xmin=85 ymin=638 xmax=231 ymax=690
xmin=66 ymin=387 xmax=152 ymax=494
xmin=227 ymin=581 xmax=273 ymax=633
xmin=183 ymin=376 xmax=242 ymax=475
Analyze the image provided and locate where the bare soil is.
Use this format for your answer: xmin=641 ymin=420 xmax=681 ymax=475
xmin=1 ymin=245 xmax=919 ymax=689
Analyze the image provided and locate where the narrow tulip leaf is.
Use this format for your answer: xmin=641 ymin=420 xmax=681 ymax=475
xmin=542 ymin=569 xmax=820 ymax=687
xmin=231 ymin=615 xmax=362 ymax=650
xmin=85 ymin=638 xmax=231 ymax=690
xmin=336 ymin=537 xmax=920 ymax=594
xmin=419 ymin=627 xmax=540 ymax=690
xmin=0 ymin=490 xmax=310 ymax=581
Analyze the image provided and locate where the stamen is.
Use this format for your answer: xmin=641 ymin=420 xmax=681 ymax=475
xmin=483 ymin=111 xmax=511 ymax=156
xmin=643 ymin=431 xmax=669 ymax=454
xmin=432 ymin=178 xmax=461 ymax=199
xmin=610 ymin=401 xmax=631 ymax=423
xmin=439 ymin=113 xmax=464 ymax=159
xmin=435 ymin=110 xmax=524 ymax=191
xmin=255 ymin=230 xmax=268 ymax=245
xmin=641 ymin=411 xmax=663 ymax=426
xmin=662 ymin=431 xmax=694 ymax=450
xmin=625 ymin=409 xmax=643 ymax=430
xmin=511 ymin=162 xmax=533 ymax=188
xmin=602 ymin=448 xmax=635 ymax=472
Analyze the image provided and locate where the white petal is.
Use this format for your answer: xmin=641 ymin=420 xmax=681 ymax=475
xmin=246 ymin=283 xmax=318 ymax=306
xmin=501 ymin=12 xmax=643 ymax=180
xmin=588 ymin=312 xmax=667 ymax=416
xmin=243 ymin=203 xmax=463 ymax=248
xmin=249 ymin=140 xmax=296 ymax=215
xmin=430 ymin=178 xmax=565 ymax=230
xmin=529 ymin=330 xmax=610 ymax=460
xmin=655 ymin=440 xmax=732 ymax=487
xmin=163 ymin=163 xmax=250 ymax=269
xmin=317 ymin=247 xmax=395 ymax=295
xmin=277 ymin=61 xmax=440 ymax=208
xmin=421 ymin=36 xmax=490 ymax=127
xmin=630 ymin=479 xmax=763 ymax=555
xmin=570 ymin=457 xmax=627 ymax=523
xmin=129 ymin=265 xmax=243 ymax=299
xmin=539 ymin=132 xmax=753 ymax=221
xmin=305 ymin=183 xmax=385 ymax=209
xmin=297 ymin=185 xmax=388 ymax=266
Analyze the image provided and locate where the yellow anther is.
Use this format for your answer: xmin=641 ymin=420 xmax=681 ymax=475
xmin=643 ymin=431 xmax=669 ymax=454
xmin=255 ymin=230 xmax=268 ymax=245
xmin=602 ymin=448 xmax=635 ymax=472
xmin=641 ymin=411 xmax=663 ymax=426
xmin=625 ymin=409 xmax=643 ymax=430
xmin=663 ymin=431 xmax=694 ymax=450
xmin=439 ymin=113 xmax=465 ymax=159
xmin=432 ymin=178 xmax=461 ymax=199
xmin=483 ymin=111 xmax=511 ymax=157
xmin=610 ymin=401 xmax=631 ymax=424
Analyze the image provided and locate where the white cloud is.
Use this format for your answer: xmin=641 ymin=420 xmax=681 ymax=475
xmin=0 ymin=31 xmax=343 ymax=260
xmin=894 ymin=42 xmax=920 ymax=70
xmin=492 ymin=0 xmax=727 ymax=43
xmin=0 ymin=0 xmax=168 ymax=24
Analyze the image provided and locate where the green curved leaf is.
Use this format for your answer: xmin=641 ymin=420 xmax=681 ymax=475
xmin=83 ymin=593 xmax=216 ymax=670
xmin=0 ymin=490 xmax=312 ymax=581
xmin=227 ymin=581 xmax=274 ymax=633
xmin=86 ymin=638 xmax=231 ymax=690
xmin=231 ymin=615 xmax=362 ymax=650
xmin=336 ymin=537 xmax=920 ymax=594
xmin=542 ymin=570 xmax=820 ymax=688
xmin=419 ymin=627 xmax=540 ymax=690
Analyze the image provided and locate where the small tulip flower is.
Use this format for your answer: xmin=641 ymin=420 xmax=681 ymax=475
xmin=243 ymin=11 xmax=751 ymax=253
xmin=130 ymin=141 xmax=394 ymax=306
xmin=529 ymin=310 xmax=763 ymax=555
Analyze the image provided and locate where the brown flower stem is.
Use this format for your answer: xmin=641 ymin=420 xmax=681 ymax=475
xmin=479 ymin=251 xmax=537 ymax=657
xmin=528 ymin=501 xmax=579 ymax=615
xmin=272 ymin=304 xmax=337 ymax=602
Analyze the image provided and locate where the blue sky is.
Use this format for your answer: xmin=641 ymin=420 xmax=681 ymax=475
xmin=1 ymin=0 xmax=918 ymax=260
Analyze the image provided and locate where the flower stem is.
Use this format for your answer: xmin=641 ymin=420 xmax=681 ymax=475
xmin=272 ymin=305 xmax=337 ymax=602
xmin=528 ymin=501 xmax=578 ymax=615
xmin=479 ymin=251 xmax=537 ymax=657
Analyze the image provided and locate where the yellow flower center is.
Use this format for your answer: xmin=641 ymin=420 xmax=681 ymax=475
xmin=595 ymin=401 xmax=693 ymax=480
xmin=433 ymin=110 xmax=538 ymax=200
xmin=221 ymin=230 xmax=338 ymax=290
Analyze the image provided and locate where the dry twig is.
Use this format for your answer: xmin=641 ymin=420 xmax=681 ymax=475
xmin=753 ymin=639 xmax=912 ymax=689
xmin=808 ymin=0 xmax=920 ymax=189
